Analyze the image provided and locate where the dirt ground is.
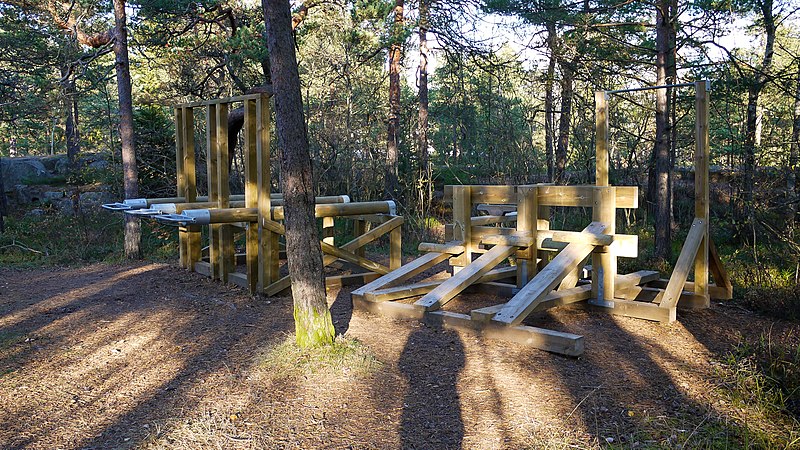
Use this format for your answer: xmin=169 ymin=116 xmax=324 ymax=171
xmin=0 ymin=261 xmax=798 ymax=449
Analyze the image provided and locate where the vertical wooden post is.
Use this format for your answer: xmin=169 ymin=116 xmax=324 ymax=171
xmin=206 ymin=103 xmax=221 ymax=280
xmin=595 ymin=91 xmax=609 ymax=187
xmin=243 ymin=99 xmax=259 ymax=293
xmin=256 ymin=95 xmax=279 ymax=291
xmin=322 ymin=217 xmax=335 ymax=245
xmin=591 ymin=187 xmax=616 ymax=303
xmin=215 ymin=102 xmax=233 ymax=282
xmin=390 ymin=225 xmax=402 ymax=270
xmin=537 ymin=201 xmax=550 ymax=270
xmin=175 ymin=107 xmax=187 ymax=268
xmin=451 ymin=185 xmax=472 ymax=271
xmin=183 ymin=107 xmax=200 ymax=268
xmin=516 ymin=185 xmax=538 ymax=287
xmin=354 ymin=220 xmax=367 ymax=258
xmin=694 ymin=80 xmax=710 ymax=305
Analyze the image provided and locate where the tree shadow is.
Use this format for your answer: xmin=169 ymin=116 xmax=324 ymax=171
xmin=399 ymin=325 xmax=465 ymax=449
xmin=328 ymin=286 xmax=353 ymax=335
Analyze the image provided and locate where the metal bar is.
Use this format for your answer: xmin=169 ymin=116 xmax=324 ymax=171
xmin=605 ymin=82 xmax=696 ymax=95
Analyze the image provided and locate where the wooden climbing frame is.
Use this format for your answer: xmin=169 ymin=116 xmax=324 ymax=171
xmin=106 ymin=93 xmax=403 ymax=296
xmin=352 ymin=80 xmax=731 ymax=356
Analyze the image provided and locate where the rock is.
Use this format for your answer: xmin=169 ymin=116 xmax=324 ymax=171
xmin=26 ymin=208 xmax=45 ymax=217
xmin=1 ymin=158 xmax=49 ymax=190
xmin=44 ymin=191 xmax=65 ymax=201
xmin=80 ymin=191 xmax=113 ymax=210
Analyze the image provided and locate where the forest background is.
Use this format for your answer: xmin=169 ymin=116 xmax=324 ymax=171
xmin=1 ymin=0 xmax=800 ymax=312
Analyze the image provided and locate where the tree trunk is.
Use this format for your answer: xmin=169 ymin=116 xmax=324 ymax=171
xmin=113 ymin=0 xmax=141 ymax=259
xmin=417 ymin=0 xmax=430 ymax=212
xmin=544 ymin=21 xmax=557 ymax=182
xmin=263 ymin=0 xmax=335 ymax=348
xmin=555 ymin=59 xmax=573 ymax=184
xmin=60 ymin=66 xmax=80 ymax=173
xmin=790 ymin=59 xmax=800 ymax=219
xmin=385 ymin=0 xmax=403 ymax=201
xmin=0 ymin=155 xmax=6 ymax=233
xmin=743 ymin=0 xmax=775 ymax=227
xmin=653 ymin=0 xmax=671 ymax=261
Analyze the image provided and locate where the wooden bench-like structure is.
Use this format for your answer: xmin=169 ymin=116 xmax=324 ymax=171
xmin=106 ymin=93 xmax=403 ymax=295
xmin=352 ymin=80 xmax=731 ymax=356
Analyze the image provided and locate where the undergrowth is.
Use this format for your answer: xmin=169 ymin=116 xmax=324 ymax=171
xmin=255 ymin=335 xmax=381 ymax=381
xmin=713 ymin=330 xmax=800 ymax=448
xmin=0 ymin=209 xmax=178 ymax=267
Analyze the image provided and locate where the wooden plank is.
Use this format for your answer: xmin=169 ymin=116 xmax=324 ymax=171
xmin=415 ymin=244 xmax=517 ymax=310
xmin=215 ymin=102 xmax=234 ymax=282
xmin=471 ymin=215 xmax=517 ymax=226
xmin=322 ymin=216 xmax=335 ymax=245
xmin=481 ymin=235 xmax=534 ymax=248
xmin=418 ymin=241 xmax=465 ymax=254
xmin=325 ymin=272 xmax=381 ymax=289
xmin=708 ymin=238 xmax=732 ymax=299
xmin=183 ymin=107 xmax=201 ymax=270
xmin=645 ymin=279 xmax=729 ymax=300
xmin=175 ymin=107 xmax=187 ymax=268
xmin=351 ymin=251 xmax=451 ymax=299
xmin=536 ymin=185 xmax=638 ymax=209
xmin=205 ymin=104 xmax=221 ymax=280
xmin=493 ymin=222 xmax=606 ymax=326
xmin=471 ymin=284 xmax=592 ymax=322
xmin=658 ymin=218 xmax=706 ymax=309
xmin=559 ymin=255 xmax=590 ymax=290
xmin=515 ymin=185 xmax=538 ymax=281
xmin=320 ymin=241 xmax=390 ymax=275
xmin=194 ymin=261 xmax=211 ymax=277
xmin=354 ymin=220 xmax=367 ymax=258
xmin=443 ymin=185 xmax=517 ymax=204
xmin=365 ymin=267 xmax=517 ymax=302
xmin=549 ymin=230 xmax=613 ymax=246
xmin=616 ymin=285 xmax=710 ymax=309
xmin=468 ymin=281 xmax=518 ymax=297
xmin=584 ymin=298 xmax=675 ymax=322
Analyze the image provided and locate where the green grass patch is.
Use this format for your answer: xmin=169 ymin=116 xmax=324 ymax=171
xmin=255 ymin=335 xmax=381 ymax=380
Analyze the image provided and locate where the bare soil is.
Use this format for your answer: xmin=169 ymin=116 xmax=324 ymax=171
xmin=0 ymin=261 xmax=798 ymax=449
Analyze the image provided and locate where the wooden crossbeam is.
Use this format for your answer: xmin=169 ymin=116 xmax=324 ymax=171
xmin=365 ymin=267 xmax=517 ymax=302
xmin=443 ymin=185 xmax=638 ymax=209
xmin=418 ymin=241 xmax=465 ymax=254
xmin=657 ymin=218 xmax=706 ymax=309
xmin=263 ymin=216 xmax=404 ymax=296
xmin=351 ymin=251 xmax=452 ymax=299
xmin=415 ymin=244 xmax=518 ymax=310
xmin=492 ymin=222 xmax=606 ymax=326
xmin=708 ymin=238 xmax=733 ymax=299
xmin=320 ymin=241 xmax=390 ymax=275
xmin=481 ymin=235 xmax=534 ymax=247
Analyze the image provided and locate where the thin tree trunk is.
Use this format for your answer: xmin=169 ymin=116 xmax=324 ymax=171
xmin=555 ymin=59 xmax=573 ymax=184
xmin=263 ymin=0 xmax=334 ymax=347
xmin=544 ymin=21 xmax=557 ymax=182
xmin=743 ymin=0 xmax=775 ymax=227
xmin=653 ymin=0 xmax=671 ymax=261
xmin=60 ymin=66 xmax=80 ymax=172
xmin=0 ymin=155 xmax=6 ymax=233
xmin=418 ymin=0 xmax=430 ymax=212
xmin=113 ymin=0 xmax=141 ymax=258
xmin=788 ymin=59 xmax=800 ymax=218
xmin=385 ymin=0 xmax=403 ymax=201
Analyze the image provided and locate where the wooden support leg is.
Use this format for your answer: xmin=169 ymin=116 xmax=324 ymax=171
xmin=516 ymin=185 xmax=538 ymax=288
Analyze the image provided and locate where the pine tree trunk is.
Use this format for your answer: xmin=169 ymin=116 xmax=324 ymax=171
xmin=113 ymin=0 xmax=141 ymax=259
xmin=544 ymin=22 xmax=557 ymax=182
xmin=60 ymin=66 xmax=80 ymax=173
xmin=385 ymin=0 xmax=403 ymax=201
xmin=555 ymin=59 xmax=573 ymax=185
xmin=653 ymin=0 xmax=671 ymax=262
xmin=417 ymin=0 xmax=430 ymax=212
xmin=789 ymin=60 xmax=800 ymax=218
xmin=263 ymin=0 xmax=335 ymax=348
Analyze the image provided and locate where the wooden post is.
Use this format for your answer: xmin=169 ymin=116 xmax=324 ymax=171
xmin=205 ymin=103 xmax=221 ymax=280
xmin=183 ymin=107 xmax=201 ymax=268
xmin=175 ymin=107 xmax=187 ymax=268
xmin=516 ymin=185 xmax=538 ymax=287
xmin=354 ymin=220 xmax=367 ymax=258
xmin=694 ymin=80 xmax=710 ymax=305
xmin=323 ymin=217 xmax=335 ymax=245
xmin=537 ymin=201 xmax=550 ymax=270
xmin=256 ymin=95 xmax=279 ymax=290
xmin=215 ymin=102 xmax=233 ymax=282
xmin=591 ymin=187 xmax=616 ymax=303
xmin=595 ymin=91 xmax=609 ymax=187
xmin=390 ymin=225 xmax=402 ymax=270
xmin=451 ymin=186 xmax=472 ymax=270
xmin=243 ymin=99 xmax=259 ymax=293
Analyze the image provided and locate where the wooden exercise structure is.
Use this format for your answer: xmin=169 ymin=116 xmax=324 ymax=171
xmin=104 ymin=93 xmax=403 ymax=295
xmin=352 ymin=80 xmax=731 ymax=356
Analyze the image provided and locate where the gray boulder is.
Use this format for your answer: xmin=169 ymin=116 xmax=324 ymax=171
xmin=1 ymin=158 xmax=48 ymax=191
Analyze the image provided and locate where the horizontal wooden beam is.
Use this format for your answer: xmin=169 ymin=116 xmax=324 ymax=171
xmin=351 ymin=251 xmax=451 ymax=299
xmin=365 ymin=267 xmax=517 ymax=302
xmin=481 ymin=235 xmax=535 ymax=247
xmin=418 ymin=241 xmax=465 ymax=254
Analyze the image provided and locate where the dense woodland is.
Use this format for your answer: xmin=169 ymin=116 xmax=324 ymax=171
xmin=1 ymin=0 xmax=800 ymax=285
